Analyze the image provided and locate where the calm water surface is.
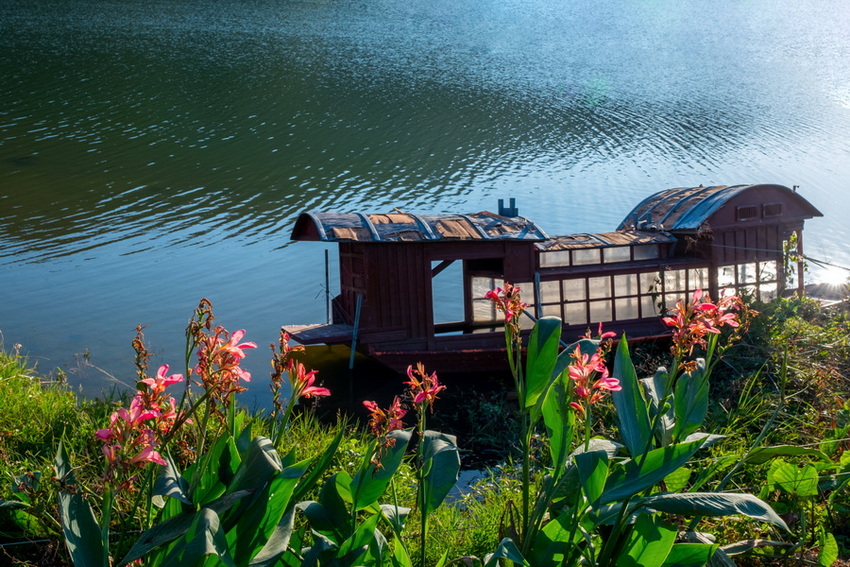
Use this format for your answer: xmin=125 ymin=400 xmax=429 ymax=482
xmin=2 ymin=0 xmax=850 ymax=406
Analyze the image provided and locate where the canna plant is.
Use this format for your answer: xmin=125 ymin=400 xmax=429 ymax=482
xmin=54 ymin=299 xmax=340 ymax=567
xmin=476 ymin=285 xmax=791 ymax=567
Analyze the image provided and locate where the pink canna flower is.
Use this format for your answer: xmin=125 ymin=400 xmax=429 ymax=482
xmin=221 ymin=329 xmax=257 ymax=360
xmin=485 ymin=283 xmax=528 ymax=324
xmin=567 ymin=345 xmax=620 ymax=414
xmin=363 ymin=396 xmax=407 ymax=439
xmin=290 ymin=361 xmax=330 ymax=399
xmin=140 ymin=364 xmax=184 ymax=395
xmin=405 ymin=362 xmax=446 ymax=411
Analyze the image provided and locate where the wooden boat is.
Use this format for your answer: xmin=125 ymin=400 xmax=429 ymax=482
xmin=284 ymin=184 xmax=822 ymax=374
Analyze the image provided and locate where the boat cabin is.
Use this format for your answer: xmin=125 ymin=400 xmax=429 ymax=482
xmin=285 ymin=184 xmax=822 ymax=373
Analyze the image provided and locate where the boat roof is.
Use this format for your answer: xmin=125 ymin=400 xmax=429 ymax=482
xmin=618 ymin=183 xmax=823 ymax=232
xmin=537 ymin=229 xmax=676 ymax=251
xmin=291 ymin=211 xmax=550 ymax=242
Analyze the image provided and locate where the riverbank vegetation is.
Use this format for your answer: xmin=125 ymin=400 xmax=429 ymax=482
xmin=0 ymin=292 xmax=848 ymax=566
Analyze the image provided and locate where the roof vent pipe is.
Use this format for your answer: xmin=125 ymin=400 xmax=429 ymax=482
xmin=498 ymin=197 xmax=518 ymax=217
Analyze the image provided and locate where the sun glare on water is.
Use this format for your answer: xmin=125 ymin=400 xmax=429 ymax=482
xmin=815 ymin=265 xmax=850 ymax=288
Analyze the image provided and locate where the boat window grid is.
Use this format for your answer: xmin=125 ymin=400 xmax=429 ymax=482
xmin=736 ymin=205 xmax=759 ymax=222
xmin=717 ymin=260 xmax=780 ymax=302
xmin=539 ymin=244 xmax=661 ymax=268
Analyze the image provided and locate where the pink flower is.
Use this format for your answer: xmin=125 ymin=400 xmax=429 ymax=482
xmin=291 ymin=362 xmax=330 ymax=399
xmin=222 ymin=329 xmax=257 ymax=360
xmin=405 ymin=363 xmax=446 ymax=410
xmin=140 ymin=364 xmax=184 ymax=395
xmin=567 ymin=345 xmax=620 ymax=413
xmin=363 ymin=396 xmax=407 ymax=438
xmin=485 ymin=283 xmax=527 ymax=324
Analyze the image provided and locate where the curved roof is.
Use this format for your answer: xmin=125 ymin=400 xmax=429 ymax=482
xmin=291 ymin=211 xmax=550 ymax=242
xmin=618 ymin=184 xmax=822 ymax=232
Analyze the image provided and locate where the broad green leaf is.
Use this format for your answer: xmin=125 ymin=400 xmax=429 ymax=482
xmin=226 ymin=458 xmax=309 ymax=566
xmin=601 ymin=437 xmax=708 ymax=504
xmin=663 ymin=466 xmax=691 ymax=493
xmin=119 ymin=490 xmax=250 ymax=565
xmin=350 ymin=429 xmax=412 ymax=511
xmin=296 ymin=473 xmax=352 ymax=544
xmin=767 ymin=460 xmax=819 ymax=499
xmin=336 ymin=511 xmax=382 ymax=563
xmin=641 ymin=492 xmax=790 ymax=532
xmin=541 ymin=369 xmax=576 ymax=470
xmin=380 ymin=504 xmax=412 ymax=535
xmin=663 ymin=543 xmax=718 ymax=566
xmin=248 ymin=507 xmax=296 ymax=567
xmin=719 ymin=539 xmax=790 ymax=556
xmin=611 ymin=336 xmax=652 ymax=458
xmin=744 ymin=445 xmax=830 ymax=465
xmin=484 ymin=537 xmax=528 ymax=567
xmin=390 ymin=536 xmax=414 ymax=567
xmin=818 ymin=528 xmax=838 ymax=567
xmin=421 ymin=431 xmax=461 ymax=517
xmin=616 ymin=514 xmax=676 ymax=567
xmin=527 ymin=507 xmax=585 ymax=567
xmin=55 ymin=439 xmax=106 ymax=567
xmin=174 ymin=508 xmax=237 ymax=567
xmin=575 ymin=450 xmax=609 ymax=505
xmin=673 ymin=360 xmax=709 ymax=442
xmin=154 ymin=456 xmax=192 ymax=506
xmin=524 ymin=316 xmax=562 ymax=413
xmin=641 ymin=368 xmax=675 ymax=446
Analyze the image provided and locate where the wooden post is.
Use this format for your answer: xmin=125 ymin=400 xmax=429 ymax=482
xmin=349 ymin=293 xmax=363 ymax=370
xmin=796 ymin=229 xmax=805 ymax=296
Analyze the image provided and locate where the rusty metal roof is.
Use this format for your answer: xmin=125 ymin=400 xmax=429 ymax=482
xmin=536 ymin=229 xmax=676 ymax=251
xmin=618 ymin=183 xmax=823 ymax=232
xmin=291 ymin=211 xmax=550 ymax=242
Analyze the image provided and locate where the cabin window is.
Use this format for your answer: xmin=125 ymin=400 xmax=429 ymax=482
xmin=573 ymin=248 xmax=601 ymax=266
xmin=564 ymin=302 xmax=588 ymax=326
xmin=539 ymin=280 xmax=561 ymax=304
xmin=470 ymin=276 xmax=503 ymax=323
xmin=588 ymin=276 xmax=611 ymax=299
xmin=615 ymin=297 xmax=640 ymax=320
xmin=763 ymin=202 xmax=783 ymax=218
xmin=664 ymin=269 xmax=687 ymax=293
xmin=689 ymin=267 xmax=709 ymax=290
xmin=563 ymin=278 xmax=587 ymax=301
xmin=633 ymin=245 xmax=660 ymax=261
xmin=615 ymin=274 xmax=639 ymax=296
xmin=716 ymin=260 xmax=781 ymax=302
xmin=539 ymin=250 xmax=570 ymax=268
xmin=736 ymin=205 xmax=759 ymax=221
xmin=603 ymin=246 xmax=631 ymax=263
xmin=641 ymin=295 xmax=660 ymax=317
xmin=590 ymin=300 xmax=613 ymax=322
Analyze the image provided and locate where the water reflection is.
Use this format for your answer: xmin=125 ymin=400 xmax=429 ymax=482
xmin=1 ymin=0 xmax=849 ymax=398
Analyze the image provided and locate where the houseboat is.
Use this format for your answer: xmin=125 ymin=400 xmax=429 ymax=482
xmin=284 ymin=184 xmax=822 ymax=374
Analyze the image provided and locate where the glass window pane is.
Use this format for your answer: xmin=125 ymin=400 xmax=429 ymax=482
xmin=541 ymin=303 xmax=562 ymax=317
xmin=738 ymin=263 xmax=758 ymax=284
xmin=588 ymin=276 xmax=612 ymax=299
xmin=615 ymin=297 xmax=640 ymax=320
xmin=758 ymin=261 xmax=778 ymax=282
xmin=664 ymin=269 xmax=686 ymax=292
xmin=539 ymin=250 xmax=570 ymax=268
xmin=760 ymin=282 xmax=778 ymax=301
xmin=633 ymin=245 xmax=659 ymax=261
xmin=717 ymin=266 xmax=735 ymax=287
xmin=564 ymin=302 xmax=588 ymax=326
xmin=563 ymin=279 xmax=587 ymax=301
xmin=471 ymin=276 xmax=503 ymax=322
xmin=604 ymin=246 xmax=631 ymax=263
xmin=641 ymin=295 xmax=660 ymax=317
xmin=573 ymin=248 xmax=601 ymax=266
xmin=539 ymin=280 xmax=560 ymax=304
xmin=640 ymin=272 xmax=661 ymax=294
xmin=689 ymin=267 xmax=709 ymax=290
xmin=614 ymin=274 xmax=639 ymax=296
xmin=589 ymin=300 xmax=613 ymax=323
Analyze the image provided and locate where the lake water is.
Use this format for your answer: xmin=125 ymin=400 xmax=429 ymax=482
xmin=2 ymin=0 xmax=850 ymax=408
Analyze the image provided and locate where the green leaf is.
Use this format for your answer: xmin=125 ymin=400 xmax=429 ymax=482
xmin=484 ymin=537 xmax=528 ymax=567
xmin=616 ymin=514 xmax=676 ymax=567
xmin=663 ymin=467 xmax=691 ymax=493
xmin=663 ymin=543 xmax=718 ymax=566
xmin=54 ymin=439 xmax=106 ymax=567
xmin=390 ymin=536 xmax=414 ymax=567
xmin=248 ymin=507 xmax=296 ymax=567
xmin=119 ymin=490 xmax=250 ymax=565
xmin=575 ymin=450 xmax=609 ymax=505
xmin=672 ymin=359 xmax=709 ymax=442
xmin=541 ymin=369 xmax=576 ymax=470
xmin=350 ymin=429 xmax=412 ymax=511
xmin=336 ymin=511 xmax=383 ymax=563
xmin=641 ymin=368 xmax=675 ymax=446
xmin=226 ymin=458 xmax=309 ymax=566
xmin=176 ymin=508 xmax=237 ymax=567
xmin=601 ymin=437 xmax=708 ymax=504
xmin=641 ymin=492 xmax=790 ymax=532
xmin=818 ymin=528 xmax=838 ymax=567
xmin=421 ymin=431 xmax=461 ymax=518
xmin=611 ymin=336 xmax=652 ymax=458
xmin=291 ymin=423 xmax=346 ymax=504
xmin=524 ymin=316 xmax=562 ymax=413
xmin=744 ymin=445 xmax=830 ymax=465
xmin=767 ymin=460 xmax=819 ymax=499
xmin=380 ymin=504 xmax=412 ymax=535
xmin=154 ymin=456 xmax=192 ymax=506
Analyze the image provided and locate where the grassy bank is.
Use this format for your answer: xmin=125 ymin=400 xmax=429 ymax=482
xmin=0 ymin=294 xmax=848 ymax=566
